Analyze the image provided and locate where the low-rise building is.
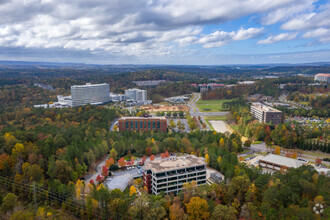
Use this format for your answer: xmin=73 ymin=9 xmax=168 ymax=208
xmin=210 ymin=172 xmax=224 ymax=184
xmin=143 ymin=155 xmax=207 ymax=195
xmin=109 ymin=93 xmax=126 ymax=102
xmin=259 ymin=154 xmax=303 ymax=172
xmin=164 ymin=96 xmax=189 ymax=103
xmin=251 ymin=102 xmax=283 ymax=125
xmin=133 ymin=80 xmax=166 ymax=86
xmin=190 ymin=83 xmax=225 ymax=92
xmin=238 ymin=81 xmax=255 ymax=85
xmin=118 ymin=116 xmax=167 ymax=132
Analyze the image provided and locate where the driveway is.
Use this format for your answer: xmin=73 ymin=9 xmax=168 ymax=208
xmin=110 ymin=118 xmax=119 ymax=131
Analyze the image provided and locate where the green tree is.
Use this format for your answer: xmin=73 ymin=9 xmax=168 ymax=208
xmin=109 ymin=198 xmax=127 ymax=220
xmin=128 ymin=195 xmax=149 ymax=219
xmin=1 ymin=193 xmax=17 ymax=213
xmin=170 ymin=120 xmax=176 ymax=129
xmin=211 ymin=204 xmax=236 ymax=220
xmin=109 ymin=148 xmax=118 ymax=160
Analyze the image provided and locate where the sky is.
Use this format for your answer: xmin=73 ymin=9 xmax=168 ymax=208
xmin=0 ymin=0 xmax=330 ymax=65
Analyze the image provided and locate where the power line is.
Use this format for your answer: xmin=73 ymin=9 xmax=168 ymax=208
xmin=0 ymin=176 xmax=106 ymax=219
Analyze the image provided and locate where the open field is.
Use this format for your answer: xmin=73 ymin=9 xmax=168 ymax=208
xmin=141 ymin=104 xmax=189 ymax=112
xmin=196 ymin=98 xmax=236 ymax=112
xmin=229 ymin=123 xmax=239 ymax=131
xmin=204 ymin=115 xmax=227 ymax=121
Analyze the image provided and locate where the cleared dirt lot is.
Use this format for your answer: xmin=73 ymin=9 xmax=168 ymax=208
xmin=141 ymin=104 xmax=189 ymax=112
xmin=209 ymin=120 xmax=234 ymax=133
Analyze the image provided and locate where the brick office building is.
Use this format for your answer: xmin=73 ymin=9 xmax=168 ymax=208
xmin=118 ymin=116 xmax=167 ymax=132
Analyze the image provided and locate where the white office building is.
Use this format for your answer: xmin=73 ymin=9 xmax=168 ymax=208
xmin=314 ymin=73 xmax=330 ymax=83
xmin=71 ymin=83 xmax=110 ymax=107
xmin=125 ymin=88 xmax=147 ymax=102
xmin=110 ymin=93 xmax=126 ymax=102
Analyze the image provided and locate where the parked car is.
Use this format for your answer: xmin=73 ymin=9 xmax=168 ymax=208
xmin=298 ymin=158 xmax=308 ymax=163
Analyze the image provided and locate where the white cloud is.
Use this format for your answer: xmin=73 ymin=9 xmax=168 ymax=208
xmin=0 ymin=0 xmax=328 ymax=62
xmin=303 ymin=28 xmax=330 ymax=43
xmin=281 ymin=3 xmax=330 ymax=30
xmin=261 ymin=0 xmax=316 ymax=25
xmin=257 ymin=32 xmax=297 ymax=44
xmin=199 ymin=27 xmax=264 ymax=48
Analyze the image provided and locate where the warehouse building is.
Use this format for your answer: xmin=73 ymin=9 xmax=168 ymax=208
xmin=259 ymin=154 xmax=303 ymax=172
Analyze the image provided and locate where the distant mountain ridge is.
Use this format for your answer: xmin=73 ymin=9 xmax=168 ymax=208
xmin=0 ymin=60 xmax=330 ymax=69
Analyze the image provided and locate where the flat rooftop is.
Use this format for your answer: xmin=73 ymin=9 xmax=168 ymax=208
xmin=71 ymin=83 xmax=109 ymax=88
xmin=252 ymin=102 xmax=281 ymax=113
xmin=315 ymin=73 xmax=330 ymax=77
xmin=260 ymin=154 xmax=303 ymax=168
xmin=119 ymin=116 xmax=166 ymax=120
xmin=144 ymin=155 xmax=206 ymax=173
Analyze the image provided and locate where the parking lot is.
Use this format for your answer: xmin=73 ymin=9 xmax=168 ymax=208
xmin=104 ymin=166 xmax=144 ymax=191
xmin=243 ymin=155 xmax=264 ymax=167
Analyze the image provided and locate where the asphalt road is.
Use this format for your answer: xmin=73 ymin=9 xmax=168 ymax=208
xmin=279 ymin=93 xmax=311 ymax=110
xmin=249 ymin=141 xmax=330 ymax=165
xmin=110 ymin=117 xmax=119 ymax=131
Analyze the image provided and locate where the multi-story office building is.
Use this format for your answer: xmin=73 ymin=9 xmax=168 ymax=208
xmin=71 ymin=83 xmax=110 ymax=107
xmin=251 ymin=102 xmax=282 ymax=125
xmin=125 ymin=88 xmax=147 ymax=101
xmin=143 ymin=155 xmax=207 ymax=195
xmin=314 ymin=73 xmax=330 ymax=83
xmin=109 ymin=93 xmax=126 ymax=102
xmin=118 ymin=116 xmax=167 ymax=132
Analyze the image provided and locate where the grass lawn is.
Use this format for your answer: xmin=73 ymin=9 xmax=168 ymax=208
xmin=204 ymin=115 xmax=227 ymax=121
xmin=196 ymin=98 xmax=236 ymax=112
xmin=204 ymin=119 xmax=215 ymax=130
xmin=298 ymin=101 xmax=309 ymax=105
xmin=230 ymin=124 xmax=239 ymax=131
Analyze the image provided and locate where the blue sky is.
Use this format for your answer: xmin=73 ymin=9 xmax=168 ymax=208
xmin=0 ymin=0 xmax=329 ymax=65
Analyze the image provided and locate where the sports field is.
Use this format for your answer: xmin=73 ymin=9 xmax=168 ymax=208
xmin=196 ymin=99 xmax=236 ymax=112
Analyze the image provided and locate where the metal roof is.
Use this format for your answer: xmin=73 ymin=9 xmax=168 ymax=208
xmin=260 ymin=154 xmax=303 ymax=168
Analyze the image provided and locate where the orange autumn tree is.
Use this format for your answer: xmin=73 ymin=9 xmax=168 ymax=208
xmin=164 ymin=151 xmax=170 ymax=158
xmin=105 ymin=158 xmax=114 ymax=168
xmin=274 ymin=146 xmax=281 ymax=155
xmin=142 ymin=155 xmax=147 ymax=163
xmin=118 ymin=157 xmax=126 ymax=167
xmin=150 ymin=155 xmax=155 ymax=161
xmin=186 ymin=196 xmax=210 ymax=220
